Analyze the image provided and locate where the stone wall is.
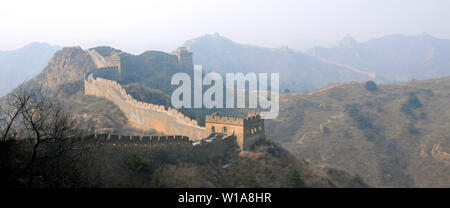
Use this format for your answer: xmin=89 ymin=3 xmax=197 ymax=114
xmin=88 ymin=50 xmax=107 ymax=68
xmin=193 ymin=134 xmax=239 ymax=158
xmin=81 ymin=133 xmax=238 ymax=159
xmin=84 ymin=73 xmax=206 ymax=140
xmin=243 ymin=113 xmax=265 ymax=150
xmin=205 ymin=121 xmax=244 ymax=149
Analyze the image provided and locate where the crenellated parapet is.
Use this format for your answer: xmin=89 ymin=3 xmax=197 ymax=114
xmin=243 ymin=112 xmax=262 ymax=124
xmin=83 ymin=133 xmax=239 ymax=158
xmin=84 ymin=68 xmax=205 ymax=139
xmin=205 ymin=112 xmax=244 ymax=126
xmin=85 ymin=74 xmax=201 ymax=127
xmin=91 ymin=134 xmax=192 ymax=145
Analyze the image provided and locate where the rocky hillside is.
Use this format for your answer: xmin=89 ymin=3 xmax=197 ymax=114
xmin=309 ymin=33 xmax=450 ymax=82
xmin=183 ymin=33 xmax=379 ymax=92
xmin=6 ymin=45 xmax=195 ymax=134
xmin=267 ymin=78 xmax=450 ymax=187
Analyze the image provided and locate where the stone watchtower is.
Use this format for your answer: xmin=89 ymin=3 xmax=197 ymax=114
xmin=171 ymin=47 xmax=193 ymax=67
xmin=205 ymin=112 xmax=265 ymax=151
xmin=103 ymin=52 xmax=123 ymax=79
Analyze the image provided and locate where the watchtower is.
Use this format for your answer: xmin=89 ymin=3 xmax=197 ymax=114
xmin=171 ymin=47 xmax=193 ymax=67
xmin=104 ymin=52 xmax=122 ymax=78
xmin=205 ymin=112 xmax=265 ymax=151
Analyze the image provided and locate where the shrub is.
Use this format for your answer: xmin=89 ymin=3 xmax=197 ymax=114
xmin=321 ymin=126 xmax=330 ymax=134
xmin=401 ymin=92 xmax=423 ymax=119
xmin=123 ymin=154 xmax=149 ymax=173
xmin=242 ymin=176 xmax=259 ymax=188
xmin=364 ymin=131 xmax=375 ymax=141
xmin=352 ymin=175 xmax=365 ymax=185
xmin=286 ymin=168 xmax=305 ymax=188
xmin=407 ymin=92 xmax=422 ymax=108
xmin=365 ymin=81 xmax=378 ymax=91
xmin=346 ymin=105 xmax=373 ymax=130
xmin=419 ymin=111 xmax=427 ymax=120
xmin=408 ymin=123 xmax=420 ymax=135
xmin=401 ymin=104 xmax=416 ymax=120
xmin=376 ymin=104 xmax=384 ymax=113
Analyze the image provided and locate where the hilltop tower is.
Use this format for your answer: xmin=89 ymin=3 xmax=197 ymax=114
xmin=205 ymin=112 xmax=265 ymax=151
xmin=102 ymin=52 xmax=124 ymax=79
xmin=171 ymin=47 xmax=193 ymax=67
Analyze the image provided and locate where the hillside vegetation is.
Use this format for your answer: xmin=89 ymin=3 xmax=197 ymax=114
xmin=3 ymin=135 xmax=366 ymax=188
xmin=267 ymin=78 xmax=450 ymax=187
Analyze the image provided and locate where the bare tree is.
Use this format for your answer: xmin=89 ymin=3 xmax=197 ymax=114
xmin=1 ymin=87 xmax=40 ymax=178
xmin=1 ymin=87 xmax=39 ymax=142
xmin=1 ymin=85 xmax=82 ymax=186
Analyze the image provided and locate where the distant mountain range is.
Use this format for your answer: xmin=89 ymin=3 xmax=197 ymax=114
xmin=308 ymin=33 xmax=450 ymax=82
xmin=183 ymin=33 xmax=378 ymax=92
xmin=0 ymin=42 xmax=60 ymax=96
xmin=3 ymin=33 xmax=449 ymax=96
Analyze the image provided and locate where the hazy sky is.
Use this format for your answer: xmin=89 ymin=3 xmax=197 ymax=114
xmin=1 ymin=0 xmax=449 ymax=53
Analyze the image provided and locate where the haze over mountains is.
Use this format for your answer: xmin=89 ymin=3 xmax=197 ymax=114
xmin=0 ymin=42 xmax=60 ymax=96
xmin=3 ymin=33 xmax=450 ymax=95
xmin=309 ymin=33 xmax=450 ymax=82
xmin=183 ymin=33 xmax=379 ymax=92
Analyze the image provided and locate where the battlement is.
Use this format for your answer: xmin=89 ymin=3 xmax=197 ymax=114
xmin=205 ymin=112 xmax=263 ymax=126
xmin=92 ymin=134 xmax=191 ymax=145
xmin=104 ymin=53 xmax=121 ymax=67
xmin=205 ymin=112 xmax=244 ymax=125
xmin=82 ymin=133 xmax=239 ymax=158
xmin=244 ymin=112 xmax=262 ymax=124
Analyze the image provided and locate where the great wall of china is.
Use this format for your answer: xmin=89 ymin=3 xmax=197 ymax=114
xmin=84 ymin=72 xmax=206 ymax=139
xmin=88 ymin=132 xmax=236 ymax=147
xmin=82 ymin=132 xmax=239 ymax=159
xmin=84 ymin=48 xmax=265 ymax=151
xmin=91 ymin=134 xmax=191 ymax=145
xmin=84 ymin=49 xmax=206 ymax=140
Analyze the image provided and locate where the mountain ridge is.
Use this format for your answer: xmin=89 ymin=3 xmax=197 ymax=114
xmin=183 ymin=33 xmax=379 ymax=92
xmin=0 ymin=42 xmax=60 ymax=96
xmin=308 ymin=33 xmax=450 ymax=82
